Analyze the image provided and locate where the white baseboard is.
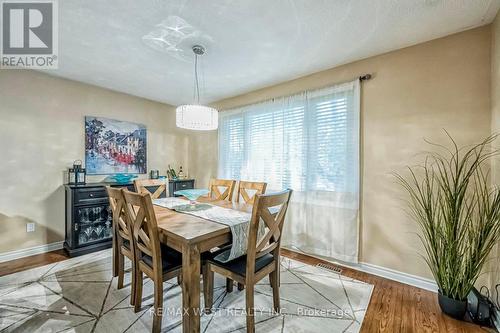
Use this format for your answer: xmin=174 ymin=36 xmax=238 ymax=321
xmin=285 ymin=248 xmax=438 ymax=292
xmin=0 ymin=241 xmax=64 ymax=263
xmin=354 ymin=262 xmax=438 ymax=292
xmin=329 ymin=260 xmax=438 ymax=292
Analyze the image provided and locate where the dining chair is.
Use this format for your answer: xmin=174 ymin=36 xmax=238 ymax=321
xmin=106 ymin=187 xmax=136 ymax=305
xmin=134 ymin=179 xmax=168 ymax=199
xmin=236 ymin=181 xmax=267 ymax=204
xmin=208 ymin=178 xmax=236 ymax=201
xmin=203 ymin=189 xmax=293 ymax=333
xmin=122 ymin=189 xmax=183 ymax=333
xmin=226 ymin=181 xmax=268 ymax=291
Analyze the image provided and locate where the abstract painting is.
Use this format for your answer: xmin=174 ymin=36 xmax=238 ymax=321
xmin=85 ymin=116 xmax=147 ymax=174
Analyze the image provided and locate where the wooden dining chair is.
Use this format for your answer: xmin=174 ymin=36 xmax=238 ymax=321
xmin=122 ymin=189 xmax=183 ymax=333
xmin=208 ymin=178 xmax=236 ymax=201
xmin=226 ymin=181 xmax=268 ymax=291
xmin=203 ymin=189 xmax=293 ymax=333
xmin=236 ymin=181 xmax=267 ymax=204
xmin=107 ymin=187 xmax=137 ymax=306
xmin=134 ymin=179 xmax=168 ymax=199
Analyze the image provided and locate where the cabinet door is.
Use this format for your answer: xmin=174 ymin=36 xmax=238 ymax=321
xmin=74 ymin=205 xmax=113 ymax=247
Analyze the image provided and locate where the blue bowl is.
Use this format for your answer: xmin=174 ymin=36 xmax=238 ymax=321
xmin=107 ymin=174 xmax=138 ymax=184
xmin=174 ymin=189 xmax=209 ymax=201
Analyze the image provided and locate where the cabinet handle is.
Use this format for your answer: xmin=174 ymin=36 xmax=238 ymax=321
xmin=74 ymin=223 xmax=78 ymax=231
xmin=89 ymin=193 xmax=94 ymax=197
xmin=182 ymin=184 xmax=187 ymax=187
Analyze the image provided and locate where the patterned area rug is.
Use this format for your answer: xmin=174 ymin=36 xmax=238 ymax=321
xmin=0 ymin=250 xmax=373 ymax=332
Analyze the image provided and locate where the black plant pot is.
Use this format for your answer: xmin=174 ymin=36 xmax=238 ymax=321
xmin=438 ymin=290 xmax=467 ymax=320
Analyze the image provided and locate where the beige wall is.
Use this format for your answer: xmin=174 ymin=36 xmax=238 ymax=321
xmin=0 ymin=70 xmax=196 ymax=254
xmin=490 ymin=11 xmax=500 ymax=305
xmin=187 ymin=131 xmax=218 ymax=188
xmin=214 ymin=26 xmax=492 ymax=280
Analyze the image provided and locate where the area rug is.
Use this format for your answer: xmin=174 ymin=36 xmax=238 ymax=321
xmin=0 ymin=249 xmax=373 ymax=332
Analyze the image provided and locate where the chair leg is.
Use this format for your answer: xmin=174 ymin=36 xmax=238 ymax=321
xmin=129 ymin=258 xmax=136 ymax=306
xmin=152 ymin=280 xmax=163 ymax=333
xmin=237 ymin=283 xmax=244 ymax=291
xmin=245 ymin=283 xmax=255 ymax=333
xmin=134 ymin=270 xmax=143 ymax=313
xmin=202 ymin=264 xmax=214 ymax=314
xmin=112 ymin=228 xmax=119 ymax=277
xmin=117 ymin=253 xmax=124 ymax=289
xmin=270 ymin=269 xmax=280 ymax=313
xmin=226 ymin=278 xmax=234 ymax=293
xmin=177 ymin=274 xmax=182 ymax=285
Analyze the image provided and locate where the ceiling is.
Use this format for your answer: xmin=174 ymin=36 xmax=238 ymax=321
xmin=47 ymin=0 xmax=500 ymax=106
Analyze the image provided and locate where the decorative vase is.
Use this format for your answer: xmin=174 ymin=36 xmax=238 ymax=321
xmin=438 ymin=290 xmax=467 ymax=320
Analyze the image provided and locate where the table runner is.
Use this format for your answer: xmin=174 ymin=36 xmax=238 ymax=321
xmin=153 ymin=198 xmax=264 ymax=263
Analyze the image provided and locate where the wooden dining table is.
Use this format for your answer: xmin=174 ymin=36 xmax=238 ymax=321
xmin=153 ymin=197 xmax=253 ymax=333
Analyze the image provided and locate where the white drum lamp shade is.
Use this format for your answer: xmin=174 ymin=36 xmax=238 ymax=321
xmin=176 ymin=104 xmax=218 ymax=130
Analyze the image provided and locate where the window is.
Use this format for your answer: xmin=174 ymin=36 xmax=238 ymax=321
xmin=219 ymin=80 xmax=361 ymax=263
xmin=218 ymin=81 xmax=359 ymax=194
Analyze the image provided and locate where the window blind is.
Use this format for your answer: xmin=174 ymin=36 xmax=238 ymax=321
xmin=218 ymin=81 xmax=358 ymax=194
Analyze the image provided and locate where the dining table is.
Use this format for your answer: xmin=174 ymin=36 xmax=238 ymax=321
xmin=153 ymin=197 xmax=253 ymax=333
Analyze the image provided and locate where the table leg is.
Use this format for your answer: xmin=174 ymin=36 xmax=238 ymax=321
xmin=182 ymin=244 xmax=201 ymax=333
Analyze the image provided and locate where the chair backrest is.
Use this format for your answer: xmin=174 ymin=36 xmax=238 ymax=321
xmin=208 ymin=179 xmax=236 ymax=201
xmin=134 ymin=179 xmax=167 ymax=199
xmin=236 ymin=181 xmax=267 ymax=204
xmin=246 ymin=189 xmax=293 ymax=271
xmin=106 ymin=187 xmax=133 ymax=245
xmin=122 ymin=190 xmax=162 ymax=273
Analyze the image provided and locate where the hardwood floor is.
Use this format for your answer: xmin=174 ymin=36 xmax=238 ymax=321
xmin=0 ymin=248 xmax=493 ymax=332
xmin=0 ymin=249 xmax=67 ymax=277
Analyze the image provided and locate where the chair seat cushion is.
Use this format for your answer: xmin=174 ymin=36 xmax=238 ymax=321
xmin=140 ymin=245 xmax=182 ymax=273
xmin=209 ymin=253 xmax=274 ymax=277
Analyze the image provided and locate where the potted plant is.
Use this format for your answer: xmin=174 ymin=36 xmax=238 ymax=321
xmin=395 ymin=133 xmax=500 ymax=320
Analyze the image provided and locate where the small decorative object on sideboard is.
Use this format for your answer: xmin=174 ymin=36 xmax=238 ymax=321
xmin=178 ymin=166 xmax=185 ymax=179
xmin=167 ymin=164 xmax=177 ymax=180
xmin=150 ymin=169 xmax=159 ymax=179
xmin=68 ymin=160 xmax=86 ymax=185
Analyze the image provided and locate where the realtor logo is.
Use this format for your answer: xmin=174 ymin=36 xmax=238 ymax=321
xmin=1 ymin=0 xmax=58 ymax=68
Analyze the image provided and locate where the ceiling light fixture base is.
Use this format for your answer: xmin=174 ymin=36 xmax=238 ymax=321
xmin=192 ymin=45 xmax=205 ymax=55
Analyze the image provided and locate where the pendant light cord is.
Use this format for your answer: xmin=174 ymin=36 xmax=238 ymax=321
xmin=194 ymin=53 xmax=200 ymax=104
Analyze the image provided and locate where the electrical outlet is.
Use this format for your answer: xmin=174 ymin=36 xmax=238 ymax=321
xmin=26 ymin=223 xmax=35 ymax=233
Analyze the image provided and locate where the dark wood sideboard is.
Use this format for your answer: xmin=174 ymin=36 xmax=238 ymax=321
xmin=64 ymin=179 xmax=195 ymax=257
xmin=64 ymin=182 xmax=134 ymax=257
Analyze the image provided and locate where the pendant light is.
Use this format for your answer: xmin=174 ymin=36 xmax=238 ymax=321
xmin=176 ymin=45 xmax=218 ymax=130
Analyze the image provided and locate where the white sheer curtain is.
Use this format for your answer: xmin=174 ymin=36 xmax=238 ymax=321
xmin=218 ymin=80 xmax=360 ymax=263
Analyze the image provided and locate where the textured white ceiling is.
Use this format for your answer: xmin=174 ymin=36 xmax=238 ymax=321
xmin=46 ymin=0 xmax=500 ymax=106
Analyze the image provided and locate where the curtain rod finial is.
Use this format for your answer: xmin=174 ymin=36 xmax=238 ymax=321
xmin=359 ymin=74 xmax=372 ymax=81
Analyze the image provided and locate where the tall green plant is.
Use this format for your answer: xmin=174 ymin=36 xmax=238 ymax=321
xmin=395 ymin=133 xmax=500 ymax=301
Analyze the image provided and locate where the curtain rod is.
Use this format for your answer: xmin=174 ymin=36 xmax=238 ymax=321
xmin=359 ymin=74 xmax=372 ymax=81
xmin=220 ymin=73 xmax=373 ymax=111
